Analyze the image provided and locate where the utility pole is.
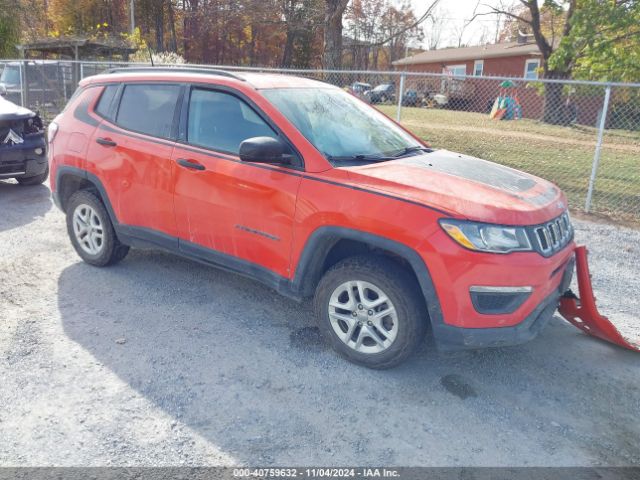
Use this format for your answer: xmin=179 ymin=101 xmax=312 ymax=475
xmin=43 ymin=0 xmax=49 ymax=35
xmin=130 ymin=0 xmax=135 ymax=34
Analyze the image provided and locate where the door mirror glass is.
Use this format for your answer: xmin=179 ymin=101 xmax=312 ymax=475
xmin=239 ymin=136 xmax=288 ymax=164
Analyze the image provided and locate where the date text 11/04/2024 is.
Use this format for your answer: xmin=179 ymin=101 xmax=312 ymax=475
xmin=232 ymin=468 xmax=400 ymax=478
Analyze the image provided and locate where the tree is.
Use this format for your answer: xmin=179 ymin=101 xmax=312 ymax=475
xmin=555 ymin=0 xmax=640 ymax=83
xmin=424 ymin=6 xmax=446 ymax=50
xmin=479 ymin=1 xmax=576 ymax=124
xmin=486 ymin=0 xmax=640 ymax=124
xmin=323 ymin=0 xmax=350 ymax=69
xmin=0 ymin=1 xmax=20 ymax=57
xmin=281 ymin=0 xmax=323 ymax=68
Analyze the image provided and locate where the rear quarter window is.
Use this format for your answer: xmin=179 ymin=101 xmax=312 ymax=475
xmin=94 ymin=84 xmax=119 ymax=120
xmin=115 ymin=83 xmax=181 ymax=138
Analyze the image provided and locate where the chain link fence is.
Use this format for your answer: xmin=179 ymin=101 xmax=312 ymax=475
xmin=1 ymin=59 xmax=638 ymax=225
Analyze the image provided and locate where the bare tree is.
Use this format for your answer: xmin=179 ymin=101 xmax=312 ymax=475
xmin=323 ymin=0 xmax=350 ymax=69
xmin=424 ymin=6 xmax=446 ymax=50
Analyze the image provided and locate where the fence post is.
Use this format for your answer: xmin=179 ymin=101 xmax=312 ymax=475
xmin=19 ymin=60 xmax=26 ymax=107
xmin=584 ymin=85 xmax=612 ymax=213
xmin=396 ymin=73 xmax=405 ymax=122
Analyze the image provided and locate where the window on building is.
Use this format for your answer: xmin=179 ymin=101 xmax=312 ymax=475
xmin=473 ymin=60 xmax=484 ymax=76
xmin=524 ymin=59 xmax=541 ymax=80
xmin=444 ymin=64 xmax=467 ymax=78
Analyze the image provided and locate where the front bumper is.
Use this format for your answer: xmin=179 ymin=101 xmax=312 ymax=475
xmin=432 ymin=254 xmax=575 ymax=351
xmin=0 ymin=133 xmax=47 ymax=179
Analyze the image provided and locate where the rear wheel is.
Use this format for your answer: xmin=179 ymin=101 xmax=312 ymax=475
xmin=16 ymin=165 xmax=49 ymax=186
xmin=314 ymin=255 xmax=427 ymax=369
xmin=66 ymin=190 xmax=129 ymax=266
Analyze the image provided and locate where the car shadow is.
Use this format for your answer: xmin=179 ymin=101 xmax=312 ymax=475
xmin=0 ymin=180 xmax=52 ymax=233
xmin=57 ymin=250 xmax=640 ymax=466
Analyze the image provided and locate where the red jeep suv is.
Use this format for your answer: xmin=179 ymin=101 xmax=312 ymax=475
xmin=49 ymin=67 xmax=575 ymax=368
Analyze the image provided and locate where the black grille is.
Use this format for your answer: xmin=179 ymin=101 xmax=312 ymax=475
xmin=529 ymin=212 xmax=573 ymax=256
xmin=0 ymin=160 xmax=26 ymax=175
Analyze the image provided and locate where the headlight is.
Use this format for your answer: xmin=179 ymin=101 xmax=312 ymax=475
xmin=439 ymin=219 xmax=532 ymax=254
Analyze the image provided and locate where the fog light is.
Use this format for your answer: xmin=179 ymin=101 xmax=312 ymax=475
xmin=34 ymin=147 xmax=44 ymax=155
xmin=469 ymin=286 xmax=532 ymax=315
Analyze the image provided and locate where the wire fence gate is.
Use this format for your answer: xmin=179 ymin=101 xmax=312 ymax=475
xmin=1 ymin=59 xmax=638 ymax=225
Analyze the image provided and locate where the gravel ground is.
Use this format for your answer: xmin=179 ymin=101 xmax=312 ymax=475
xmin=1 ymin=179 xmax=639 ymax=467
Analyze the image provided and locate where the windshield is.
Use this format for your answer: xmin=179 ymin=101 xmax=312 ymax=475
xmin=0 ymin=66 xmax=20 ymax=86
xmin=262 ymin=87 xmax=421 ymax=162
xmin=373 ymin=85 xmax=390 ymax=91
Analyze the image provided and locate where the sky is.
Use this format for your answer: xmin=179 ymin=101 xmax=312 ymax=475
xmin=406 ymin=0 xmax=517 ymax=49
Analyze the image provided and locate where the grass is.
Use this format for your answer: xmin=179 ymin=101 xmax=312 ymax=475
xmin=379 ymin=106 xmax=640 ymax=225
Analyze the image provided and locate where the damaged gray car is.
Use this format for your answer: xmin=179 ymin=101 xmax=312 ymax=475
xmin=0 ymin=95 xmax=48 ymax=185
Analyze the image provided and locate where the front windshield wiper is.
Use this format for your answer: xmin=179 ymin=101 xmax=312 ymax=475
xmin=389 ymin=145 xmax=433 ymax=158
xmin=326 ymin=154 xmax=394 ymax=163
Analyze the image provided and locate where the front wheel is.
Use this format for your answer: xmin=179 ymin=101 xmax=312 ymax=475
xmin=314 ymin=256 xmax=427 ymax=369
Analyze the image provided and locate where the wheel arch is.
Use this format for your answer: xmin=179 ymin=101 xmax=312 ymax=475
xmin=54 ymin=166 xmax=118 ymax=226
xmin=291 ymin=226 xmax=444 ymax=328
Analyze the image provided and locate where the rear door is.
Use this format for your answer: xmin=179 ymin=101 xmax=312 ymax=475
xmin=171 ymin=86 xmax=302 ymax=278
xmin=85 ymin=82 xmax=183 ymax=239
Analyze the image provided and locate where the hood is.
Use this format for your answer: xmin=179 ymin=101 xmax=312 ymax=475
xmin=343 ymin=150 xmax=567 ymax=225
xmin=0 ymin=97 xmax=35 ymax=122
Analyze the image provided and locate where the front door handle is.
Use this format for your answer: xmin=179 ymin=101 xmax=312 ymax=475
xmin=96 ymin=137 xmax=117 ymax=147
xmin=177 ymin=158 xmax=205 ymax=171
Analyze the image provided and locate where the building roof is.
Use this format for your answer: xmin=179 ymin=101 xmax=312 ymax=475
xmin=17 ymin=36 xmax=137 ymax=60
xmin=392 ymin=41 xmax=541 ymax=66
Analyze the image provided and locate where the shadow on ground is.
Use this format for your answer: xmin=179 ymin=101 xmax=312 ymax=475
xmin=57 ymin=250 xmax=640 ymax=466
xmin=0 ymin=180 xmax=52 ymax=233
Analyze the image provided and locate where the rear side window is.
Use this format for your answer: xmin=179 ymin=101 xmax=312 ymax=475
xmin=115 ymin=84 xmax=180 ymax=138
xmin=62 ymin=86 xmax=85 ymax=112
xmin=187 ymin=88 xmax=277 ymax=154
xmin=95 ymin=85 xmax=118 ymax=120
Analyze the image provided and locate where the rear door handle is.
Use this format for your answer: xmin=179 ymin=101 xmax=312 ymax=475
xmin=96 ymin=137 xmax=117 ymax=147
xmin=177 ymin=158 xmax=205 ymax=171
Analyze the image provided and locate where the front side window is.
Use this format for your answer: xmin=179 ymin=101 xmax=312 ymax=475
xmin=524 ymin=59 xmax=540 ymax=80
xmin=115 ymin=83 xmax=181 ymax=138
xmin=262 ymin=87 xmax=421 ymax=162
xmin=187 ymin=88 xmax=277 ymax=154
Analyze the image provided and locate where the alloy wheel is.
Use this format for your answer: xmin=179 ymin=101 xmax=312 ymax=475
xmin=72 ymin=204 xmax=104 ymax=255
xmin=328 ymin=280 xmax=398 ymax=354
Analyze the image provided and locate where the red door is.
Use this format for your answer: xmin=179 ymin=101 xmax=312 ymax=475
xmin=171 ymin=87 xmax=301 ymax=278
xmin=85 ymin=83 xmax=182 ymax=238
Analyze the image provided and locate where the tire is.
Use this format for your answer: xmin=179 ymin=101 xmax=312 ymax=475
xmin=16 ymin=165 xmax=49 ymax=186
xmin=314 ymin=255 xmax=427 ymax=369
xmin=66 ymin=190 xmax=129 ymax=267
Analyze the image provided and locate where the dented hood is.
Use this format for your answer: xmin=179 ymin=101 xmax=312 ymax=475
xmin=344 ymin=150 xmax=567 ymax=225
xmin=0 ymin=97 xmax=35 ymax=122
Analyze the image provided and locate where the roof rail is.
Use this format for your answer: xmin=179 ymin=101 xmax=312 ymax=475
xmin=106 ymin=66 xmax=246 ymax=81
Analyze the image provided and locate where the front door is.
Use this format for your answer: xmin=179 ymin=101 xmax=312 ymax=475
xmin=171 ymin=87 xmax=301 ymax=278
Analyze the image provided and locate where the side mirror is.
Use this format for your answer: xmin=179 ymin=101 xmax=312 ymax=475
xmin=0 ymin=85 xmax=6 ymax=97
xmin=239 ymin=136 xmax=288 ymax=164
